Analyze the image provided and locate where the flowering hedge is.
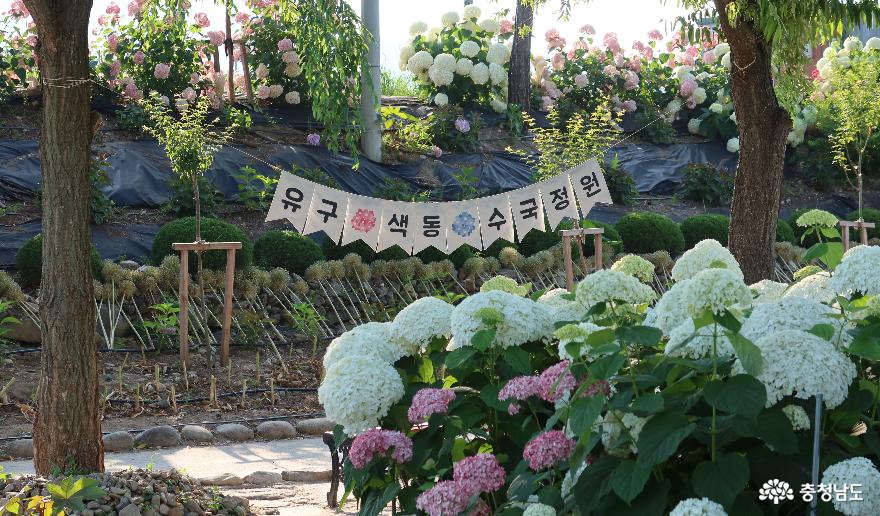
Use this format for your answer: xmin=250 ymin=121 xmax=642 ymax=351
xmin=240 ymin=1 xmax=302 ymax=104
xmin=399 ymin=5 xmax=513 ymax=113
xmin=0 ymin=1 xmax=36 ymax=101
xmin=320 ymin=235 xmax=880 ymax=514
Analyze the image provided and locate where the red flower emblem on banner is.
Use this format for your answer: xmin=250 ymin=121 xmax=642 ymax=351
xmin=351 ymin=208 xmax=377 ymax=233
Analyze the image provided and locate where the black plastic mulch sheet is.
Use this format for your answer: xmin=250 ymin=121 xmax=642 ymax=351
xmin=608 ymin=140 xmax=738 ymax=194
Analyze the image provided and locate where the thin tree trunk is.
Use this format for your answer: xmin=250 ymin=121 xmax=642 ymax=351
xmin=716 ymin=0 xmax=791 ymax=283
xmin=24 ymin=0 xmax=104 ymax=474
xmin=508 ymin=0 xmax=534 ymax=112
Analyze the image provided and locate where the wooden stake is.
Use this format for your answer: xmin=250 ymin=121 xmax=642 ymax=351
xmin=241 ymin=379 xmax=247 ymax=407
xmin=178 ymin=249 xmax=190 ymax=367
xmin=221 ymin=248 xmax=236 ymax=366
xmin=227 ymin=361 xmax=233 ymax=386
xmin=210 ymin=375 xmax=217 ymax=408
xmin=255 ymin=350 xmax=261 ymax=384
xmin=269 ymin=378 xmax=275 ymax=408
xmin=562 ymin=233 xmax=574 ymax=292
xmin=182 ymin=360 xmax=189 ymax=391
xmin=170 ymin=385 xmax=178 ymax=414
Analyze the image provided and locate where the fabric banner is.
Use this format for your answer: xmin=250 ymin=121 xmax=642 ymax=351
xmin=475 ymin=193 xmax=515 ymax=249
xmin=411 ymin=202 xmax=448 ymax=254
xmin=569 ymin=158 xmax=613 ymax=217
xmin=443 ymin=200 xmax=482 ymax=252
xmin=264 ymin=172 xmax=316 ymax=232
xmin=340 ymin=194 xmax=384 ymax=250
xmin=508 ymin=186 xmax=546 ymax=242
xmin=540 ymin=172 xmax=580 ymax=230
xmin=377 ymin=200 xmax=416 ymax=253
xmin=301 ymin=183 xmax=348 ymax=243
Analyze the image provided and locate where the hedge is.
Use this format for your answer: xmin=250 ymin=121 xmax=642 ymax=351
xmin=16 ymin=234 xmax=103 ymax=288
xmin=254 ymin=230 xmax=324 ymax=275
xmin=152 ymin=217 xmax=253 ymax=273
xmin=615 ymin=212 xmax=685 ymax=256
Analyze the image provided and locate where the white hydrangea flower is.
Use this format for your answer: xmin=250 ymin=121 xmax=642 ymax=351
xmin=487 ymin=42 xmax=511 ymax=65
xmin=844 ymin=36 xmax=863 ymax=51
xmin=750 ymin=279 xmax=788 ymax=304
xmin=729 ymin=112 xmax=737 ymax=124
xmin=726 ymin=137 xmax=739 ymax=153
xmin=681 ymin=268 xmax=751 ymax=316
xmin=318 ymin=355 xmax=405 ymax=435
xmin=409 ymin=21 xmax=428 ymax=35
xmin=490 ymin=97 xmax=507 ymax=113
xmin=687 ymin=118 xmax=702 ymax=134
xmin=671 ymin=239 xmax=743 ymax=282
xmin=488 ymin=62 xmax=507 ymax=84
xmin=610 ymin=254 xmax=655 ymax=283
xmin=556 ymin=322 xmax=603 ymax=360
xmin=721 ymin=52 xmax=731 ymax=69
xmin=665 ymin=318 xmax=736 ymax=359
xmin=480 ymin=275 xmax=531 ymax=296
xmin=470 ymin=62 xmax=490 ymax=84
xmin=709 ymin=102 xmax=723 ymax=114
xmin=561 ymin=459 xmax=589 ymax=499
xmin=732 ymin=330 xmax=856 ymax=409
xmin=455 ymin=57 xmax=474 ymax=75
xmin=822 ymin=458 xmax=880 ymax=516
xmin=783 ymin=271 xmax=835 ymax=304
xmin=669 ymin=498 xmax=728 ymax=516
xmin=829 ymin=246 xmax=880 ymax=296
xmin=399 ymin=45 xmax=416 ymax=70
xmin=428 ymin=64 xmax=454 ymax=87
xmin=284 ymin=91 xmax=301 ymax=104
xmin=645 ymin=280 xmax=693 ymax=335
xmin=322 ymin=322 xmax=403 ymax=370
xmin=740 ymin=297 xmax=846 ymax=345
xmin=523 ymin=504 xmax=556 ymax=516
xmin=284 ymin=63 xmax=302 ymax=78
xmin=441 ymin=11 xmax=460 ymax=26
xmin=426 ymin=26 xmax=441 ymax=41
xmin=460 ymin=40 xmax=480 ymax=58
xmin=479 ymin=18 xmax=500 ymax=34
xmin=389 ymin=296 xmax=454 ymax=353
xmin=433 ymin=92 xmax=448 ymax=106
xmin=796 ymin=208 xmax=838 ymax=228
xmin=601 ymin=410 xmax=649 ymax=456
xmin=693 ymin=87 xmax=707 ymax=104
xmin=576 ymin=269 xmax=657 ymax=309
xmin=824 ymin=46 xmax=838 ymax=59
xmin=406 ymin=50 xmax=434 ymax=73
xmin=714 ymin=42 xmax=730 ymax=55
xmin=538 ymin=288 xmax=587 ymax=324
xmin=433 ymin=53 xmax=457 ymax=72
xmin=450 ymin=290 xmax=554 ymax=349
xmin=782 ymin=404 xmax=811 ymax=431
xmin=866 ymin=37 xmax=880 ymax=50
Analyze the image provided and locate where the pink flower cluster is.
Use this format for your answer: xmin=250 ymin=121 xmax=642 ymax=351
xmin=538 ymin=360 xmax=576 ymax=402
xmin=545 ymin=28 xmax=566 ymax=50
xmin=415 ymin=481 xmax=470 ymax=516
xmin=408 ymin=388 xmax=456 ymax=423
xmin=235 ymin=11 xmax=251 ymax=24
xmin=153 ymin=63 xmax=171 ymax=80
xmin=277 ymin=38 xmax=294 ymax=52
xmin=133 ymin=51 xmax=145 ymax=64
xmin=207 ymin=30 xmax=226 ymax=47
xmin=580 ymin=24 xmax=595 ymax=36
xmin=453 ymin=454 xmax=506 ymax=496
xmin=348 ymin=429 xmax=413 ymax=469
xmin=523 ymin=430 xmax=575 ymax=471
xmin=194 ymin=12 xmax=211 ymax=28
xmin=7 ymin=0 xmax=29 ymax=18
xmin=107 ymin=33 xmax=119 ymax=53
xmin=499 ymin=19 xmax=514 ymax=34
xmin=498 ymin=375 xmax=541 ymax=415
xmin=306 ymin=133 xmax=321 ymax=146
xmin=128 ymin=1 xmax=142 ymax=17
xmin=648 ymin=29 xmax=663 ymax=41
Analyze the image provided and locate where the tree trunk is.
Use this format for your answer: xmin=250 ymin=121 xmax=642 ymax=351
xmin=716 ymin=0 xmax=791 ymax=283
xmin=508 ymin=0 xmax=534 ymax=112
xmin=24 ymin=0 xmax=104 ymax=475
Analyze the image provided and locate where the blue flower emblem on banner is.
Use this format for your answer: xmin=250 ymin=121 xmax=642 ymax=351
xmin=452 ymin=212 xmax=476 ymax=237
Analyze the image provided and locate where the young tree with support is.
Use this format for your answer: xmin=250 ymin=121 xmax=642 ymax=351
xmin=22 ymin=0 xmax=104 ymax=474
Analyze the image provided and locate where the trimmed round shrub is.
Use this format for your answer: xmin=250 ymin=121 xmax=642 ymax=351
xmin=16 ymin=234 xmax=103 ymax=288
xmin=519 ymin=219 xmax=621 ymax=258
xmin=254 ymin=230 xmax=324 ymax=275
xmin=151 ymin=217 xmax=253 ymax=272
xmin=680 ymin=214 xmax=729 ymax=249
xmin=483 ymin=239 xmax=516 ymax=258
xmin=321 ymin=239 xmax=410 ymax=262
xmin=615 ymin=212 xmax=685 ymax=256
xmin=417 ymin=245 xmax=475 ymax=268
xmin=846 ymin=208 xmax=880 ymax=240
xmin=776 ymin=219 xmax=796 ymax=244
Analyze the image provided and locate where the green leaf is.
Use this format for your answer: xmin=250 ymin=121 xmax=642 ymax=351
xmin=569 ymin=395 xmax=606 ymax=437
xmin=630 ymin=393 xmax=664 ymax=415
xmin=702 ymin=375 xmax=767 ymax=419
xmin=586 ymin=328 xmax=617 ymax=347
xmin=589 ymin=353 xmax=626 ymax=380
xmin=808 ymin=323 xmax=837 ymax=341
xmin=574 ymin=455 xmax=621 ymax=514
xmin=358 ymin=482 xmax=401 ymax=516
xmin=503 ymin=347 xmax=532 ymax=374
xmin=417 ymin=357 xmax=434 ymax=383
xmin=616 ymin=326 xmax=663 ymax=347
xmin=636 ymin=412 xmax=696 ymax=466
xmin=692 ymin=454 xmax=749 ymax=509
xmin=610 ymin=460 xmax=652 ymax=504
xmin=754 ymin=410 xmax=799 ymax=455
xmin=849 ymin=333 xmax=880 ymax=361
xmin=445 ymin=347 xmax=477 ymax=369
xmin=471 ymin=329 xmax=496 ymax=351
xmin=726 ymin=332 xmax=763 ymax=376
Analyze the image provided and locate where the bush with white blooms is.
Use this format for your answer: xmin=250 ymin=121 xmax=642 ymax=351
xmin=320 ymin=240 xmax=880 ymax=515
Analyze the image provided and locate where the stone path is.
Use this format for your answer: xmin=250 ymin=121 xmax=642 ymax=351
xmin=0 ymin=438 xmax=368 ymax=515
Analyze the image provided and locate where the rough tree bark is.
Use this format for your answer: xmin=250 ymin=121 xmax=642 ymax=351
xmin=23 ymin=0 xmax=104 ymax=474
xmin=508 ymin=0 xmax=535 ymax=112
xmin=716 ymin=0 xmax=792 ymax=283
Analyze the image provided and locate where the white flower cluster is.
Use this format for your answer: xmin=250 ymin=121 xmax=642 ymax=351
xmin=406 ymin=50 xmax=433 ymax=74
xmin=781 ymin=404 xmax=811 ymax=431
xmin=733 ymin=330 xmax=856 ymax=409
xmin=318 ymin=355 xmax=405 ymax=435
xmin=821 ymin=458 xmax=880 ymax=516
xmin=555 ymin=322 xmax=603 ymax=360
xmin=470 ymin=62 xmax=490 ymax=84
xmin=610 ymin=254 xmax=655 ymax=283
xmin=750 ymin=279 xmax=788 ymax=305
xmin=829 ymin=246 xmax=880 ymax=296
xmin=522 ymin=504 xmax=556 ymax=516
xmin=480 ymin=275 xmax=531 ymax=296
xmin=427 ymin=53 xmax=456 ymax=87
xmin=388 ymin=296 xmax=454 ymax=354
xmin=576 ymin=269 xmax=656 ymax=309
xmin=669 ymin=498 xmax=728 ymax=516
xmin=450 ymin=290 xmax=554 ymax=349
xmin=680 ymin=268 xmax=751 ymax=316
xmin=322 ymin=322 xmax=404 ymax=370
xmin=671 ymin=239 xmax=743 ymax=282
xmin=739 ymin=297 xmax=844 ymax=345
xmin=796 ymin=208 xmax=838 ymax=228
xmin=665 ymin=318 xmax=736 ymax=359
xmin=538 ymin=288 xmax=587 ymax=323
xmin=601 ymin=410 xmax=648 ymax=456
xmin=460 ymin=40 xmax=480 ymax=58
xmin=726 ymin=137 xmax=739 ymax=153
xmin=644 ymin=280 xmax=692 ymax=335
xmin=783 ymin=271 xmax=836 ymax=304
xmin=487 ymin=42 xmax=511 ymax=65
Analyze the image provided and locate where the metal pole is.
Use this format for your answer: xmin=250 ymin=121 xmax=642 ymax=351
xmin=360 ymin=0 xmax=382 ymax=161
xmin=810 ymin=394 xmax=823 ymax=516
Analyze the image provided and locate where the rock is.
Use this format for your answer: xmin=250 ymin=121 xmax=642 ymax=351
xmin=281 ymin=470 xmax=333 ymax=482
xmin=7 ymin=438 xmax=33 ymax=459
xmin=221 ymin=496 xmax=249 ymax=511
xmin=167 ymin=506 xmax=184 ymax=516
xmin=180 ymin=425 xmax=214 ymax=443
xmin=3 ymin=303 xmax=40 ymax=344
xmin=198 ymin=473 xmax=242 ymax=487
xmin=7 ymin=381 xmax=36 ymax=403
xmin=242 ymin=471 xmax=282 ymax=485
xmin=255 ymin=421 xmax=296 ymax=440
xmin=119 ymin=260 xmax=140 ymax=270
xmin=118 ymin=504 xmax=143 ymax=516
xmin=103 ymin=431 xmax=135 ymax=453
xmin=214 ymin=423 xmax=253 ymax=442
xmin=134 ymin=426 xmax=180 ymax=448
xmin=295 ymin=417 xmax=335 ymax=436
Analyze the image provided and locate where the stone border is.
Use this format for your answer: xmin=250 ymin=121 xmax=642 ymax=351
xmin=0 ymin=417 xmax=335 ymax=460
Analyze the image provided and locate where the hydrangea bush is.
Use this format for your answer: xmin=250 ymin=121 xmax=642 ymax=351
xmin=321 ymin=239 xmax=880 ymax=515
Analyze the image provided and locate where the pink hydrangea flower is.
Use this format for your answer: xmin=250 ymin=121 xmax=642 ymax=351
xmin=603 ymin=32 xmax=620 ymax=53
xmin=648 ymin=29 xmax=663 ymax=40
xmin=109 ymin=60 xmax=121 ymax=77
xmin=499 ymin=19 xmax=513 ymax=34
xmin=235 ymin=11 xmax=251 ymax=24
xmin=181 ymin=87 xmax=197 ymax=101
xmin=453 ymin=453 xmax=506 ymax=496
xmin=8 ymin=0 xmax=29 ymax=18
xmin=190 ymin=72 xmax=201 ymax=86
xmin=416 ymin=481 xmax=468 ymax=516
xmin=123 ymin=81 xmax=138 ymax=98
xmin=349 ymin=429 xmax=413 ymax=469
xmin=133 ymin=50 xmax=144 ymax=64
xmin=551 ymin=52 xmax=565 ymax=70
xmin=431 ymin=145 xmax=443 ymax=158
xmin=282 ymin=51 xmax=299 ymax=64
xmin=623 ymin=70 xmax=639 ymax=90
xmin=523 ymin=430 xmax=576 ymax=471
xmin=256 ymin=85 xmax=271 ymax=99
xmin=499 ymin=376 xmax=542 ymax=403
xmin=106 ymin=3 xmax=121 ymax=16
xmin=602 ymin=64 xmax=619 ymax=78
xmin=632 ymin=40 xmax=645 ymax=52
xmin=679 ymin=78 xmax=697 ymax=97
xmin=127 ymin=1 xmax=141 ymax=17
xmin=627 ymin=59 xmax=642 ymax=73
xmin=408 ymin=388 xmax=456 ymax=423
xmin=614 ymin=53 xmax=625 ymax=67
xmin=703 ymin=50 xmax=717 ymax=64
xmin=233 ymin=47 xmax=243 ymax=61
xmin=622 ymin=99 xmax=638 ymax=112
xmin=574 ymin=74 xmax=589 ymax=89
xmin=194 ymin=12 xmax=210 ymax=27
xmin=685 ymin=97 xmax=697 ymax=110
xmin=678 ymin=53 xmax=695 ymax=66
xmin=545 ymin=28 xmax=566 ymax=49
xmin=277 ymin=38 xmax=294 ymax=52
xmin=580 ymin=24 xmax=596 ymax=35
xmin=153 ymin=63 xmax=170 ymax=79
xmin=641 ymin=46 xmax=654 ymax=60
xmin=538 ymin=361 xmax=576 ymax=402
xmin=107 ymin=33 xmax=119 ymax=53
xmin=207 ymin=30 xmax=226 ymax=46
